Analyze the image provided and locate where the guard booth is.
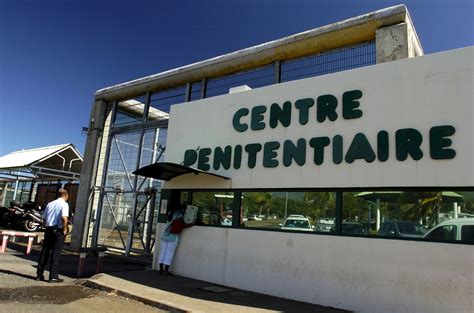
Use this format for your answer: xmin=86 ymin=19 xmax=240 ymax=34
xmin=73 ymin=5 xmax=472 ymax=313
xmin=0 ymin=144 xmax=83 ymax=211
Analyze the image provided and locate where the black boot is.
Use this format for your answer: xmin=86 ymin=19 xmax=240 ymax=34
xmin=35 ymin=272 xmax=45 ymax=281
xmin=159 ymin=263 xmax=164 ymax=274
xmin=163 ymin=265 xmax=172 ymax=275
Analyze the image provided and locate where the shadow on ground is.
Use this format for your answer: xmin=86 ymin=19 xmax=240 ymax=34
xmin=0 ymin=285 xmax=97 ymax=304
xmin=4 ymin=241 xmax=148 ymax=279
xmin=104 ymin=270 xmax=350 ymax=313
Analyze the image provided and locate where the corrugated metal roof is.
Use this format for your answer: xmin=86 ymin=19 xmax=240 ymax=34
xmin=0 ymin=144 xmax=70 ymax=169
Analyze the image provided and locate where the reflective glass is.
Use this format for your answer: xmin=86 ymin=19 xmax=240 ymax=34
xmin=241 ymin=191 xmax=336 ymax=232
xmin=191 ymin=191 xmax=235 ymax=227
xmin=342 ymin=191 xmax=474 ymax=241
xmin=114 ymin=96 xmax=147 ymax=127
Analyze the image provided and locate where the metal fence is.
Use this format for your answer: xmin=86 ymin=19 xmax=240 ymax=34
xmin=205 ymin=64 xmax=275 ymax=98
xmin=112 ymin=41 xmax=376 ymax=127
xmin=281 ymin=41 xmax=376 ymax=82
xmin=150 ymin=85 xmax=187 ymax=114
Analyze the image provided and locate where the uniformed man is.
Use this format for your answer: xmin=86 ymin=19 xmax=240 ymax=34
xmin=36 ymin=188 xmax=69 ymax=282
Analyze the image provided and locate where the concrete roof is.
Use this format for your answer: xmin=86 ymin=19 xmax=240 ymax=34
xmin=95 ymin=4 xmax=422 ymax=102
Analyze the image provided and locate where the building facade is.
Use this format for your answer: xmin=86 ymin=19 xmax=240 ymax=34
xmin=72 ymin=5 xmax=473 ymax=313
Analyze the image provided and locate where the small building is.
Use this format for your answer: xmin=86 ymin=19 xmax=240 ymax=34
xmin=72 ymin=5 xmax=473 ymax=313
xmin=0 ymin=143 xmax=83 ymax=211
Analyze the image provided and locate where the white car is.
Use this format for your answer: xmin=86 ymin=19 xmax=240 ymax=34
xmin=280 ymin=216 xmax=313 ymax=232
xmin=248 ymin=214 xmax=262 ymax=221
xmin=423 ymin=218 xmax=474 ymax=242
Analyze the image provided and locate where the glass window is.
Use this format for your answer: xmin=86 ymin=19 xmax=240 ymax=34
xmin=189 ymin=81 xmax=201 ymax=102
xmin=149 ymin=86 xmax=185 ymax=122
xmin=425 ymin=225 xmax=456 ymax=241
xmin=241 ymin=191 xmax=336 ymax=233
xmin=136 ymin=128 xmax=166 ymax=191
xmin=105 ymin=131 xmax=142 ymax=191
xmin=343 ymin=190 xmax=474 ymax=241
xmin=191 ymin=191 xmax=235 ymax=227
xmin=461 ymin=225 xmax=474 ymax=243
xmin=114 ymin=96 xmax=147 ymax=127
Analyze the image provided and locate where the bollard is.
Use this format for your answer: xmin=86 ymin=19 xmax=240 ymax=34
xmin=77 ymin=252 xmax=87 ymax=277
xmin=0 ymin=234 xmax=9 ymax=253
xmin=96 ymin=251 xmax=106 ymax=274
xmin=26 ymin=236 xmax=34 ymax=255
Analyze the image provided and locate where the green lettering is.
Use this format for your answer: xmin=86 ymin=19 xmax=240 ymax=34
xmin=233 ymin=145 xmax=242 ymax=169
xmin=342 ymin=90 xmax=363 ymax=119
xmin=295 ymin=98 xmax=314 ymax=125
xmin=333 ymin=135 xmax=343 ymax=164
xmin=317 ymin=94 xmax=338 ymax=122
xmin=245 ymin=143 xmax=262 ymax=168
xmin=232 ymin=108 xmax=249 ymax=132
xmin=198 ymin=148 xmax=212 ymax=170
xmin=183 ymin=149 xmax=197 ymax=166
xmin=251 ymin=106 xmax=266 ymax=130
xmin=263 ymin=141 xmax=280 ymax=168
xmin=345 ymin=133 xmax=376 ymax=163
xmin=377 ymin=130 xmax=389 ymax=162
xmin=309 ymin=137 xmax=330 ymax=165
xmin=396 ymin=128 xmax=423 ymax=161
xmin=269 ymin=101 xmax=291 ymax=128
xmin=283 ymin=139 xmax=306 ymax=166
xmin=213 ymin=146 xmax=232 ymax=170
xmin=430 ymin=125 xmax=456 ymax=160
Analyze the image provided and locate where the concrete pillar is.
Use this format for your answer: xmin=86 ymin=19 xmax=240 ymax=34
xmin=70 ymin=99 xmax=108 ymax=251
xmin=375 ymin=22 xmax=423 ymax=63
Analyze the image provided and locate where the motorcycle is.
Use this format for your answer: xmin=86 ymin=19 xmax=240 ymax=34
xmin=0 ymin=205 xmax=11 ymax=226
xmin=23 ymin=202 xmax=74 ymax=233
xmin=22 ymin=201 xmax=44 ymax=232
xmin=0 ymin=201 xmax=27 ymax=229
xmin=0 ymin=200 xmax=74 ymax=232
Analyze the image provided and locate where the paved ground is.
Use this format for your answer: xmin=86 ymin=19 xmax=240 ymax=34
xmin=0 ymin=232 xmax=351 ymax=313
xmin=0 ymin=240 xmax=162 ymax=312
xmin=85 ymin=269 xmax=351 ymax=313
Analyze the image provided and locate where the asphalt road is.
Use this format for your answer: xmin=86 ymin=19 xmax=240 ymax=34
xmin=0 ymin=251 xmax=163 ymax=313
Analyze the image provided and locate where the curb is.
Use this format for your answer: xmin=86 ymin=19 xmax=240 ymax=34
xmin=77 ymin=278 xmax=188 ymax=313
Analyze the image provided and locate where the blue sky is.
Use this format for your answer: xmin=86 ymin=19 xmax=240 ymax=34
xmin=0 ymin=0 xmax=472 ymax=156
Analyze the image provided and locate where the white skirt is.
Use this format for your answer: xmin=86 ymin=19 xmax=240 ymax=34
xmin=158 ymin=240 xmax=178 ymax=266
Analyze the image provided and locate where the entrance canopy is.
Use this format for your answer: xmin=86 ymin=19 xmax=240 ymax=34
xmin=133 ymin=162 xmax=230 ymax=181
xmin=0 ymin=144 xmax=83 ymax=181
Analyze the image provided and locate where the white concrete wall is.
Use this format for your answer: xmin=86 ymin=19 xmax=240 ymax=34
xmin=165 ymin=47 xmax=474 ymax=190
xmin=168 ymin=226 xmax=473 ymax=313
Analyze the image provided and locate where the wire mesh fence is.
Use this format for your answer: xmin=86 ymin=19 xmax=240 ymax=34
xmin=281 ymin=41 xmax=376 ymax=83
xmin=205 ymin=64 xmax=274 ymax=98
xmin=150 ymin=85 xmax=186 ymax=115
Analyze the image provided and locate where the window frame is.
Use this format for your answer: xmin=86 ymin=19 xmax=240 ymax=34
xmin=165 ymin=187 xmax=474 ymax=245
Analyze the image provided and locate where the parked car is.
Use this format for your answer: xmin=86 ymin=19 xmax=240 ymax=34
xmin=341 ymin=222 xmax=366 ymax=235
xmin=379 ymin=220 xmax=428 ymax=238
xmin=423 ymin=218 xmax=474 ymax=242
xmin=315 ymin=218 xmax=334 ymax=232
xmin=280 ymin=216 xmax=314 ymax=232
xmin=248 ymin=214 xmax=262 ymax=221
xmin=287 ymin=214 xmax=306 ymax=218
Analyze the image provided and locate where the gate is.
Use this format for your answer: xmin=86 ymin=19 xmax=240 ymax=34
xmin=92 ymin=128 xmax=166 ymax=255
